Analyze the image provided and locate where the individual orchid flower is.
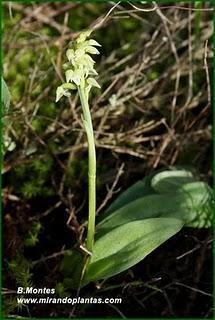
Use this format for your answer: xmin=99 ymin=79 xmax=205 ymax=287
xmin=55 ymin=83 xmax=76 ymax=102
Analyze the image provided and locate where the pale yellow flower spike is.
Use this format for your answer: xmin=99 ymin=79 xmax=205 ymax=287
xmin=55 ymin=30 xmax=101 ymax=254
xmin=56 ymin=30 xmax=100 ymax=102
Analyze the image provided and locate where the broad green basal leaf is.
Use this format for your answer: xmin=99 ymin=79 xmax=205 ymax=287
xmin=96 ymin=194 xmax=176 ymax=237
xmin=102 ymin=169 xmax=197 ymax=218
xmin=151 ymin=169 xmax=196 ymax=194
xmin=84 ymin=218 xmax=183 ymax=284
xmin=96 ymin=181 xmax=212 ymax=237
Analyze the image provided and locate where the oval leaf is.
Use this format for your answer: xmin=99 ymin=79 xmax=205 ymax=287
xmin=151 ymin=169 xmax=196 ymax=193
xmin=84 ymin=218 xmax=183 ymax=283
xmin=96 ymin=181 xmax=212 ymax=237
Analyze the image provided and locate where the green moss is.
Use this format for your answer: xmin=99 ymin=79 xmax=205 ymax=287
xmin=65 ymin=158 xmax=88 ymax=186
xmin=6 ymin=65 xmax=17 ymax=78
xmin=121 ymin=19 xmax=140 ymax=32
xmin=148 ymin=71 xmax=159 ymax=81
xmin=21 ymin=181 xmax=43 ymax=199
xmin=13 ymin=74 xmax=25 ymax=99
xmin=4 ymin=255 xmax=33 ymax=315
xmin=31 ymin=84 xmax=42 ymax=97
xmin=66 ymin=4 xmax=105 ymax=31
xmin=24 ymin=221 xmax=42 ymax=247
xmin=39 ymin=102 xmax=57 ymax=118
xmin=9 ymin=257 xmax=32 ymax=288
xmin=41 ymin=27 xmax=53 ymax=36
xmin=31 ymin=118 xmax=49 ymax=133
xmin=3 ymin=12 xmax=23 ymax=29
xmin=3 ymin=296 xmax=20 ymax=316
xmin=12 ymin=155 xmax=55 ymax=199
xmin=19 ymin=51 xmax=33 ymax=69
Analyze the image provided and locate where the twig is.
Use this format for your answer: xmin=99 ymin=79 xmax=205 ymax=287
xmin=29 ymin=201 xmax=62 ymax=221
xmin=92 ymin=1 xmax=121 ymax=29
xmin=155 ymin=5 xmax=213 ymax=12
xmin=153 ymin=133 xmax=173 ymax=168
xmin=153 ymin=2 xmax=178 ymax=62
xmin=11 ymin=3 xmax=71 ymax=34
xmin=97 ymin=163 xmax=125 ymax=214
xmin=128 ymin=1 xmax=157 ymax=13
xmin=174 ymin=282 xmax=212 ymax=297
xmin=32 ymin=248 xmax=70 ymax=266
xmin=97 ymin=143 xmax=147 ymax=160
xmin=187 ymin=39 xmax=211 ymax=130
xmin=187 ymin=7 xmax=193 ymax=102
xmin=176 ymin=244 xmax=201 ymax=260
xmin=183 ymin=5 xmax=193 ymax=109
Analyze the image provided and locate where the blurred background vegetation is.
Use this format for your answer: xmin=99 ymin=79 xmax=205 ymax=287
xmin=2 ymin=1 xmax=213 ymax=318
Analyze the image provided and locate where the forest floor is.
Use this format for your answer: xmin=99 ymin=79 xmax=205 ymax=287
xmin=2 ymin=2 xmax=213 ymax=318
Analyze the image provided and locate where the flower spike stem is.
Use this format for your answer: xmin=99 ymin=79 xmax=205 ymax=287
xmin=78 ymin=83 xmax=96 ymax=253
xmin=56 ymin=29 xmax=101 ymax=254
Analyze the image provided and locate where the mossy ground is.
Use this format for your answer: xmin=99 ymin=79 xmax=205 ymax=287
xmin=2 ymin=2 xmax=212 ymax=318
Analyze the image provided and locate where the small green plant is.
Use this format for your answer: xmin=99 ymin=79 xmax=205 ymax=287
xmin=24 ymin=221 xmax=42 ymax=247
xmin=8 ymin=257 xmax=32 ymax=288
xmin=56 ymin=29 xmax=100 ymax=256
xmin=56 ymin=30 xmax=213 ymax=289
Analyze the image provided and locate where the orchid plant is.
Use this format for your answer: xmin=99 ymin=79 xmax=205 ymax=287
xmin=56 ymin=30 xmax=213 ymax=290
xmin=56 ymin=30 xmax=100 ymax=254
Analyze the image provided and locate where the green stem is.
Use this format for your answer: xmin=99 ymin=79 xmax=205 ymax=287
xmin=78 ymin=84 xmax=96 ymax=253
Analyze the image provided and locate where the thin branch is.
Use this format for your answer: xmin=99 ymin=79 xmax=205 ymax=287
xmin=174 ymin=282 xmax=212 ymax=297
xmin=32 ymin=248 xmax=70 ymax=266
xmin=128 ymin=1 xmax=157 ymax=12
xmin=96 ymin=163 xmax=125 ymax=214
